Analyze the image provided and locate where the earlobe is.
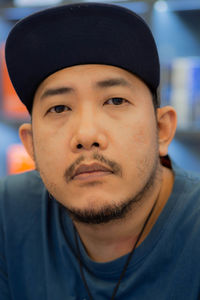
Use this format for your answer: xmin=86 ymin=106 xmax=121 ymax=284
xmin=19 ymin=123 xmax=34 ymax=161
xmin=157 ymin=106 xmax=177 ymax=157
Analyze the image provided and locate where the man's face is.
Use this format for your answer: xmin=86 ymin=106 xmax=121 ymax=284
xmin=30 ymin=64 xmax=160 ymax=223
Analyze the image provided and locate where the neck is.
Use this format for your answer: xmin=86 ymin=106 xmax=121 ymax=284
xmin=74 ymin=165 xmax=174 ymax=263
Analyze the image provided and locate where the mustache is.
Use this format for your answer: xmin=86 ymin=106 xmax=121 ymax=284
xmin=64 ymin=152 xmax=122 ymax=183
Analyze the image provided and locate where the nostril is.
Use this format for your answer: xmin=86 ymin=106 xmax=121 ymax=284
xmin=76 ymin=142 xmax=99 ymax=149
xmin=93 ymin=142 xmax=99 ymax=147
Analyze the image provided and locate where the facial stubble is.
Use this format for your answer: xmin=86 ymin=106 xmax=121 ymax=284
xmin=33 ymin=134 xmax=161 ymax=225
xmin=66 ymin=154 xmax=161 ymax=224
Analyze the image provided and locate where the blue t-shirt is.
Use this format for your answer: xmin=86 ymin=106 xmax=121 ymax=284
xmin=0 ymin=163 xmax=200 ymax=300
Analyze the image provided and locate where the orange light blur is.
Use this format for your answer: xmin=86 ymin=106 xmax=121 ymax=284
xmin=0 ymin=44 xmax=29 ymax=118
xmin=7 ymin=144 xmax=35 ymax=174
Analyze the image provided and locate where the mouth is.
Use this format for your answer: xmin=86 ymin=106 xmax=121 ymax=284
xmin=73 ymin=170 xmax=113 ymax=181
xmin=71 ymin=163 xmax=113 ymax=181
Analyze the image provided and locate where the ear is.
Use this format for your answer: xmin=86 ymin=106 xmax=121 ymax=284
xmin=157 ymin=106 xmax=177 ymax=157
xmin=19 ymin=123 xmax=35 ymax=161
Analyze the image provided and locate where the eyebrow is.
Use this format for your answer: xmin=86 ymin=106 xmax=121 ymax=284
xmin=40 ymin=87 xmax=74 ymax=100
xmin=95 ymin=77 xmax=132 ymax=89
xmin=40 ymin=77 xmax=132 ymax=100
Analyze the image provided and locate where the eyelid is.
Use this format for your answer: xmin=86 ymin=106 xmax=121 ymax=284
xmin=105 ymin=97 xmax=129 ymax=104
xmin=47 ymin=104 xmax=70 ymax=114
xmin=45 ymin=97 xmax=129 ymax=115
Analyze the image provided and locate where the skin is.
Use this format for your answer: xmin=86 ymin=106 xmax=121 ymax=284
xmin=19 ymin=64 xmax=177 ymax=262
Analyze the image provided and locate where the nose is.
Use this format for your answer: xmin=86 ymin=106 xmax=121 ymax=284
xmin=69 ymin=109 xmax=108 ymax=152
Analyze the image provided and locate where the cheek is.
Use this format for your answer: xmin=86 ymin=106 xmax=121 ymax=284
xmin=32 ymin=125 xmax=67 ymax=173
xmin=116 ymin=118 xmax=157 ymax=152
xmin=133 ymin=126 xmax=156 ymax=146
xmin=115 ymin=120 xmax=158 ymax=174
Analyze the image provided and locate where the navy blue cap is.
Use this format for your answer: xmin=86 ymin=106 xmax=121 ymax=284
xmin=5 ymin=2 xmax=160 ymax=113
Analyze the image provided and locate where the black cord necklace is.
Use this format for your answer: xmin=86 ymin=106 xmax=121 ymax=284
xmin=73 ymin=197 xmax=159 ymax=300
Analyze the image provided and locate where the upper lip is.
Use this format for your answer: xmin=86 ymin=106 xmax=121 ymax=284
xmin=72 ymin=163 xmax=113 ymax=179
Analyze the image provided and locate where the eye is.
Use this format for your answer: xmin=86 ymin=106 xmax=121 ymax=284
xmin=105 ymin=97 xmax=128 ymax=105
xmin=48 ymin=105 xmax=70 ymax=114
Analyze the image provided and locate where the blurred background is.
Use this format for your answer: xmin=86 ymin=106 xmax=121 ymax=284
xmin=0 ymin=0 xmax=200 ymax=177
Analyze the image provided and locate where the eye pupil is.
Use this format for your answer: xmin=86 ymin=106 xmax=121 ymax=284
xmin=54 ymin=105 xmax=65 ymax=113
xmin=112 ymin=98 xmax=124 ymax=105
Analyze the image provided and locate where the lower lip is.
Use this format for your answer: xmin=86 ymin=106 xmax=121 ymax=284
xmin=73 ymin=171 xmax=112 ymax=181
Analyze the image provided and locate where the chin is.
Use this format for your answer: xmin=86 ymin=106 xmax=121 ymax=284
xmin=71 ymin=195 xmax=114 ymax=211
xmin=65 ymin=193 xmax=136 ymax=225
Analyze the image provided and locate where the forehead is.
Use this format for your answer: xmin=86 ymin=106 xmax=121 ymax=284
xmin=32 ymin=64 xmax=155 ymax=119
xmin=35 ymin=64 xmax=150 ymax=96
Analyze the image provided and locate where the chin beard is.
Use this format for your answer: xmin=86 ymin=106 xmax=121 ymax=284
xmin=66 ymin=196 xmax=144 ymax=225
xmin=34 ymin=139 xmax=161 ymax=225
xmin=65 ymin=159 xmax=161 ymax=225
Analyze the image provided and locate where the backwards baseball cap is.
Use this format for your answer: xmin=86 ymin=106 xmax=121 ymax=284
xmin=5 ymin=2 xmax=160 ymax=113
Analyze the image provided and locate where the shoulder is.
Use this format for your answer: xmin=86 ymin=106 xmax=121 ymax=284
xmin=170 ymin=162 xmax=200 ymax=236
xmin=0 ymin=170 xmax=45 ymax=197
xmin=158 ymin=163 xmax=200 ymax=265
xmin=0 ymin=171 xmax=46 ymax=220
xmin=0 ymin=171 xmax=50 ymax=257
xmin=172 ymin=162 xmax=200 ymax=200
xmin=0 ymin=170 xmax=44 ymax=194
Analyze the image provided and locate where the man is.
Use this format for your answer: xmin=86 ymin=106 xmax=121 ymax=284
xmin=1 ymin=2 xmax=200 ymax=300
